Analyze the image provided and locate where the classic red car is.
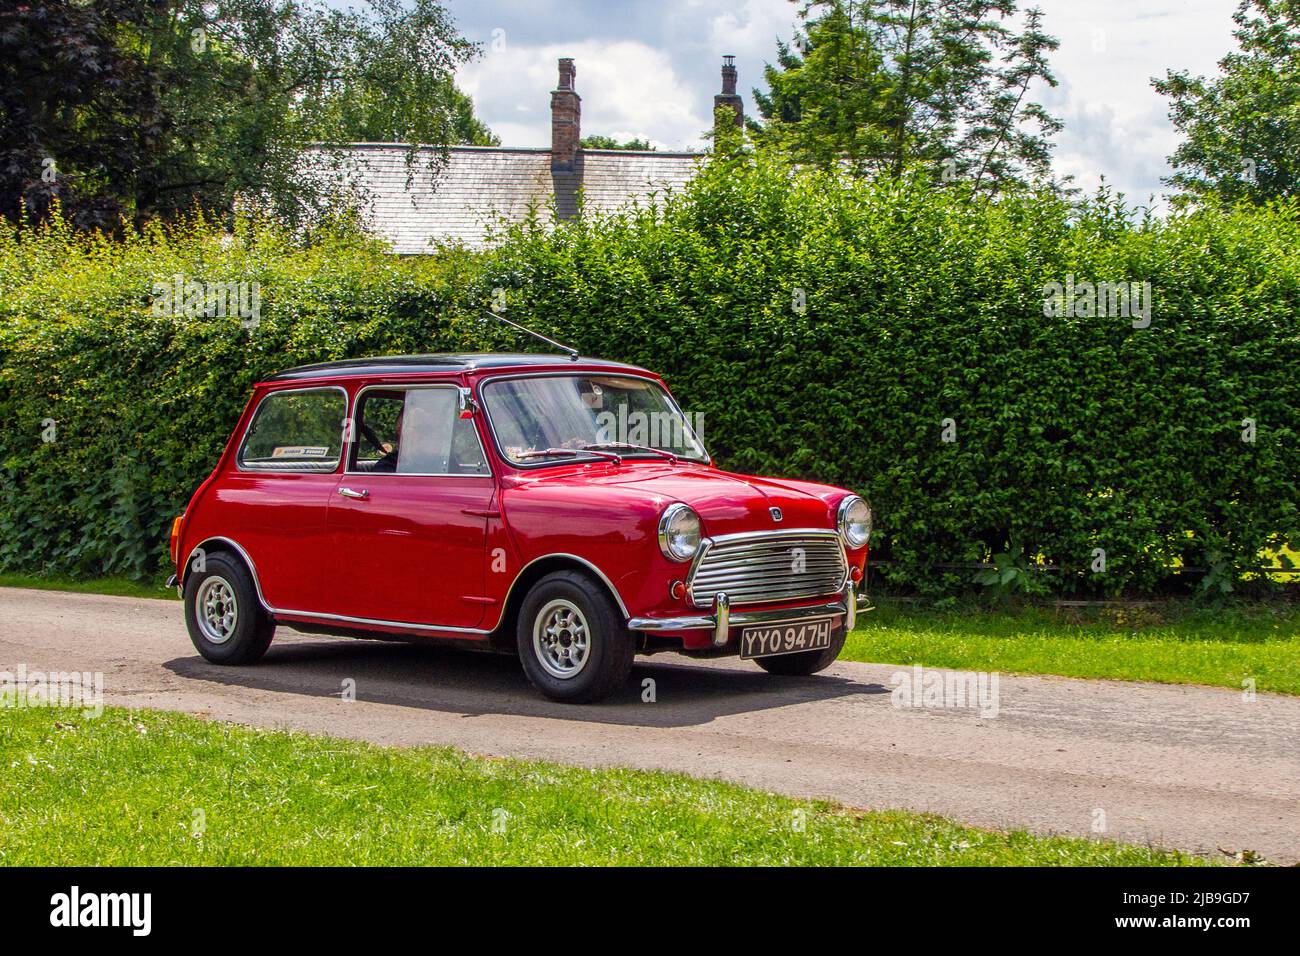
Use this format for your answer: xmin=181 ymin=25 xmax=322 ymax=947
xmin=169 ymin=353 xmax=871 ymax=702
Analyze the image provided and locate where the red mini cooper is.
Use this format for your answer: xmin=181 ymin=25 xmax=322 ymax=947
xmin=169 ymin=353 xmax=871 ymax=702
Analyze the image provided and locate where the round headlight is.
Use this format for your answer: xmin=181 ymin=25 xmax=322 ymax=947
xmin=658 ymin=504 xmax=702 ymax=562
xmin=837 ymin=495 xmax=872 ymax=548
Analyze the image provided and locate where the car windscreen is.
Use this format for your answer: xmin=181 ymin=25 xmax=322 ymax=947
xmin=482 ymin=375 xmax=707 ymax=466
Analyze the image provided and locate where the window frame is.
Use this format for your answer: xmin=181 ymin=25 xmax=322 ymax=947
xmin=477 ymin=371 xmax=711 ymax=470
xmin=235 ymin=385 xmax=350 ymax=474
xmin=345 ymin=382 xmax=493 ymax=479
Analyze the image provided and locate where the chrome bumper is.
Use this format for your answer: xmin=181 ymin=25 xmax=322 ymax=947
xmin=628 ymin=583 xmax=869 ymax=647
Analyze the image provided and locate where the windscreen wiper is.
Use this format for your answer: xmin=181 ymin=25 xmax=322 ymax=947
xmin=515 ymin=447 xmax=622 ymax=463
xmin=579 ymin=442 xmax=679 ymax=462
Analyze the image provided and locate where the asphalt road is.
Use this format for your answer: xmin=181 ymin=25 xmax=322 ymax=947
xmin=1 ymin=586 xmax=1297 ymax=863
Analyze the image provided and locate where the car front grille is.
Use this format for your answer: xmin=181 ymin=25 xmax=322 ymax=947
xmin=687 ymin=531 xmax=848 ymax=608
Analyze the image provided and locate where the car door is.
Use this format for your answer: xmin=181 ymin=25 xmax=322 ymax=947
xmin=324 ymin=382 xmax=495 ymax=629
xmin=219 ymin=384 xmax=349 ymax=612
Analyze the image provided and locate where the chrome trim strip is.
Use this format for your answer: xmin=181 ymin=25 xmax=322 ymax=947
xmin=712 ymin=592 xmax=730 ymax=646
xmin=184 ymin=537 xmax=271 ymax=610
xmin=837 ymin=494 xmax=872 ymax=548
xmin=686 ymin=528 xmax=849 ymax=609
xmin=235 ymin=385 xmax=349 ymax=474
xmin=476 ymin=370 xmax=711 ymax=469
xmin=269 ymin=607 xmax=491 ymax=634
xmin=497 ymin=553 xmax=632 ymax=621
xmin=658 ymin=502 xmax=700 ymax=562
xmin=185 ymin=535 xmax=490 ymax=632
xmin=185 ymin=537 xmax=630 ymax=634
xmin=629 ymin=588 xmax=852 ymax=633
xmin=344 ymin=382 xmax=492 ymax=478
xmin=702 ymin=527 xmax=841 ymax=545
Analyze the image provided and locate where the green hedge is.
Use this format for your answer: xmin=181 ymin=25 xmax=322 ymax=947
xmin=489 ymin=156 xmax=1300 ymax=595
xmin=0 ymin=215 xmax=499 ymax=579
xmin=1 ymin=157 xmax=1298 ymax=594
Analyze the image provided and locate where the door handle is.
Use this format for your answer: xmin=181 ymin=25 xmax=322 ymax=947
xmin=337 ymin=487 xmax=369 ymax=500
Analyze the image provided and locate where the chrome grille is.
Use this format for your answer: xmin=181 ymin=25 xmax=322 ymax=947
xmin=688 ymin=531 xmax=848 ymax=608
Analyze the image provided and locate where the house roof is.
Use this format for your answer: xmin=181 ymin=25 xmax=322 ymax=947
xmin=329 ymin=144 xmax=703 ymax=253
xmin=265 ymin=352 xmax=652 ymax=382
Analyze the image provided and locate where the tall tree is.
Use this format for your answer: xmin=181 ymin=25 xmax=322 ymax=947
xmin=1155 ymin=0 xmax=1300 ymax=207
xmin=751 ymin=0 xmax=1061 ymax=193
xmin=0 ymin=0 xmax=494 ymax=230
xmin=0 ymin=0 xmax=153 ymax=229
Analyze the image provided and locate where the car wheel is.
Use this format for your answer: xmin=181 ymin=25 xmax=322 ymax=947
xmin=754 ymin=626 xmax=847 ymax=676
xmin=516 ymin=570 xmax=634 ymax=703
xmin=183 ymin=553 xmax=276 ymax=665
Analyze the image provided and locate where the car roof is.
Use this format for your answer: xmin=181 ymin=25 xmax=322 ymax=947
xmin=263 ymin=352 xmax=653 ymax=383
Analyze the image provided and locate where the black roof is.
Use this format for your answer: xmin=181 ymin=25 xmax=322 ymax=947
xmin=265 ymin=353 xmax=649 ymax=382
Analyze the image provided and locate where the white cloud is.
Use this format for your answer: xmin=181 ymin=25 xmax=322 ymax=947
xmin=1028 ymin=0 xmax=1238 ymax=203
xmin=459 ymin=39 xmax=710 ymax=150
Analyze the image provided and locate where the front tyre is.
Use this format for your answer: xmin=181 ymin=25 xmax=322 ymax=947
xmin=183 ymin=553 xmax=275 ymax=665
xmin=754 ymin=627 xmax=847 ymax=676
xmin=516 ymin=570 xmax=634 ymax=703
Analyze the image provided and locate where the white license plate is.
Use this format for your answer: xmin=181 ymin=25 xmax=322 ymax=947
xmin=739 ymin=617 xmax=834 ymax=659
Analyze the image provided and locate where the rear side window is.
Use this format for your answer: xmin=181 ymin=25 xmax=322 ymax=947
xmin=238 ymin=388 xmax=346 ymax=472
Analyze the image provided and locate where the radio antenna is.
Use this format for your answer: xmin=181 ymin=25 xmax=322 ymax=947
xmin=482 ymin=311 xmax=579 ymax=361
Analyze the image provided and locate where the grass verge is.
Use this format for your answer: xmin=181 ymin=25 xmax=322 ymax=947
xmin=0 ymin=573 xmax=178 ymax=601
xmin=843 ymin=600 xmax=1300 ymax=695
xmin=0 ymin=705 xmax=1206 ymax=866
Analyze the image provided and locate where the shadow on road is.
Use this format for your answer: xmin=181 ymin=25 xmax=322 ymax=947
xmin=163 ymin=630 xmax=886 ymax=728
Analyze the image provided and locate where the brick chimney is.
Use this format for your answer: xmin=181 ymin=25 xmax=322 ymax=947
xmin=714 ymin=55 xmax=743 ymax=134
xmin=551 ymin=58 xmax=581 ymax=171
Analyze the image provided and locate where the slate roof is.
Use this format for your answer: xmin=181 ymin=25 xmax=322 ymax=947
xmin=323 ymin=144 xmax=703 ymax=254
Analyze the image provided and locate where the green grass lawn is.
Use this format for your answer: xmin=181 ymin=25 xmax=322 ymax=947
xmin=843 ymin=601 xmax=1300 ymax=695
xmin=0 ymin=705 xmax=1206 ymax=867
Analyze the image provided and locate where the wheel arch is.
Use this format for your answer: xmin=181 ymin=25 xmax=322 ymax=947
xmin=181 ymin=536 xmax=271 ymax=613
xmin=491 ymin=554 xmax=629 ymax=650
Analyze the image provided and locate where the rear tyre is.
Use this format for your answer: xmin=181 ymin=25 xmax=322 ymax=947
xmin=754 ymin=627 xmax=847 ymax=676
xmin=183 ymin=553 xmax=275 ymax=665
xmin=516 ymin=570 xmax=634 ymax=703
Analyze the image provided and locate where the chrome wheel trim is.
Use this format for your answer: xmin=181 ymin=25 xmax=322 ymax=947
xmin=531 ymin=598 xmax=592 ymax=680
xmin=196 ymin=575 xmax=239 ymax=645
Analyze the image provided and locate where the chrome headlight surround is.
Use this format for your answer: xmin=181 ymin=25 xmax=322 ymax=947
xmin=837 ymin=495 xmax=872 ymax=549
xmin=658 ymin=503 xmax=702 ymax=562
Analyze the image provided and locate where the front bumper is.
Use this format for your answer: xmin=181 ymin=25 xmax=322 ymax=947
xmin=628 ymin=583 xmax=869 ymax=647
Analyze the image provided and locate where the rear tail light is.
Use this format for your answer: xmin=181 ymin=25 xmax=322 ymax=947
xmin=169 ymin=515 xmax=184 ymax=564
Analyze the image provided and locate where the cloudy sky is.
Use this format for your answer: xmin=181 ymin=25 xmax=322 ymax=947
xmin=446 ymin=0 xmax=1242 ymax=206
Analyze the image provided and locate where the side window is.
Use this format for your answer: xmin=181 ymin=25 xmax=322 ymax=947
xmin=238 ymin=388 xmax=345 ymax=472
xmin=350 ymin=387 xmax=489 ymax=476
